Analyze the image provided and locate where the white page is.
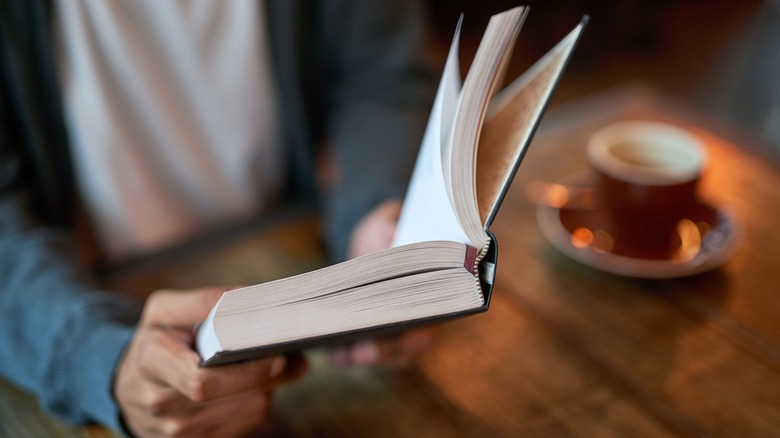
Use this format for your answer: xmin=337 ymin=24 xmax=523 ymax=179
xmin=392 ymin=20 xmax=471 ymax=247
xmin=196 ymin=299 xmax=223 ymax=360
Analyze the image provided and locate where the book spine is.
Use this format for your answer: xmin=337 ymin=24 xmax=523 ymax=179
xmin=464 ymin=239 xmax=493 ymax=277
xmin=464 ymin=245 xmax=479 ymax=275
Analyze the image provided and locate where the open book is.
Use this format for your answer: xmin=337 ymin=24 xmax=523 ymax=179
xmin=196 ymin=7 xmax=587 ymax=366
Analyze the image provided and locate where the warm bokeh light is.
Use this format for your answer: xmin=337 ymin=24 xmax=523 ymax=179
xmin=526 ymin=180 xmax=598 ymax=210
xmin=525 ymin=180 xmax=570 ymax=208
xmin=525 ymin=180 xmax=568 ymax=207
xmin=571 ymin=227 xmax=593 ymax=248
xmin=697 ymin=221 xmax=711 ymax=236
xmin=591 ymin=229 xmax=615 ymax=254
xmin=570 ymin=227 xmax=614 ymax=253
xmin=675 ymin=218 xmax=702 ymax=261
xmin=544 ymin=183 xmax=571 ymax=208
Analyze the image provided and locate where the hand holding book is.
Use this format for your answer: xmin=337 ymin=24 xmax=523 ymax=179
xmin=295 ymin=199 xmax=438 ymax=367
xmin=115 ymin=287 xmax=306 ymax=437
xmin=337 ymin=199 xmax=439 ymax=366
xmin=346 ymin=199 xmax=403 ymax=261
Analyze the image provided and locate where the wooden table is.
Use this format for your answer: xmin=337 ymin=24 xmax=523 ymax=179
xmin=3 ymin=85 xmax=779 ymax=437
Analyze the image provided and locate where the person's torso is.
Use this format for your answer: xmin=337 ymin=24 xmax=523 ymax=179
xmin=55 ymin=0 xmax=285 ymax=261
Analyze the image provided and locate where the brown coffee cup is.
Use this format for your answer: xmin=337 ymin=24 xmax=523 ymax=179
xmin=586 ymin=121 xmax=707 ymax=258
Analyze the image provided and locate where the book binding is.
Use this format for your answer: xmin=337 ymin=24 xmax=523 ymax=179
xmin=201 ymin=234 xmax=499 ymax=366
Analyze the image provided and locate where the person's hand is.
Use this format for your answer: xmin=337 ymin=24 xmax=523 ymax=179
xmin=114 ymin=287 xmax=306 ymax=438
xmin=339 ymin=200 xmax=439 ymax=367
xmin=328 ymin=326 xmax=439 ymax=367
xmin=347 ymin=199 xmax=403 ymax=259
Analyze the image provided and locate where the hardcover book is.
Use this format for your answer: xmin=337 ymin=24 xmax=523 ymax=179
xmin=196 ymin=7 xmax=587 ymax=365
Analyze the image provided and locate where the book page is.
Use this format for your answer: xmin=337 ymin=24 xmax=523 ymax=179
xmin=448 ymin=7 xmax=527 ymax=247
xmin=392 ymin=19 xmax=470 ymax=247
xmin=477 ymin=20 xmax=587 ymax=226
xmin=214 ymin=268 xmax=483 ymax=353
xmin=197 ymin=241 xmax=477 ymax=360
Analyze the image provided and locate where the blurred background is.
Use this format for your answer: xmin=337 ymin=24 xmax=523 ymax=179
xmin=426 ymin=0 xmax=779 ymax=157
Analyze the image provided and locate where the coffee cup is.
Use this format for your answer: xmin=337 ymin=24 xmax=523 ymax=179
xmin=586 ymin=120 xmax=707 ymax=258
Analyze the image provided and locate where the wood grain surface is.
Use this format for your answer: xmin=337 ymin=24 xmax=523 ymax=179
xmin=3 ymin=86 xmax=778 ymax=437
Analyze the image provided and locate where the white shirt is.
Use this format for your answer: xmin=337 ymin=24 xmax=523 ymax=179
xmin=55 ymin=0 xmax=284 ymax=261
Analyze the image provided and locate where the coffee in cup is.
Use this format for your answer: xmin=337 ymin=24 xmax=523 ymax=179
xmin=586 ymin=120 xmax=707 ymax=258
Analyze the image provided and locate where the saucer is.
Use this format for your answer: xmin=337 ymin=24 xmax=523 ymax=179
xmin=535 ymin=170 xmax=739 ymax=279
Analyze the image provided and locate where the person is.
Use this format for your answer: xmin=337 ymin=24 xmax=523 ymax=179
xmin=0 ymin=1 xmax=439 ymax=436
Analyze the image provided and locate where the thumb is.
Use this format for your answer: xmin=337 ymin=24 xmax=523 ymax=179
xmin=141 ymin=286 xmax=233 ymax=327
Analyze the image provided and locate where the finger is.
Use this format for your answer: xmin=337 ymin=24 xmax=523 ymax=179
xmin=375 ymin=199 xmax=402 ymax=240
xmin=377 ymin=198 xmax=403 ymax=221
xmin=131 ymin=378 xmax=191 ymax=417
xmin=271 ymin=353 xmax=309 ymax=385
xmin=210 ymin=394 xmax=272 ymax=438
xmin=115 ymin=352 xmax=194 ymax=437
xmin=329 ymin=339 xmax=381 ymax=366
xmin=142 ymin=287 xmax=232 ymax=327
xmin=145 ymin=329 xmax=287 ymax=401
xmin=117 ymin=367 xmax=179 ymax=415
xmin=159 ymin=390 xmax=272 ymax=438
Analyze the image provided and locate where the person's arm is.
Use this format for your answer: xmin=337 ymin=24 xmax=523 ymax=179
xmin=0 ymin=190 xmax=139 ymax=430
xmin=0 ymin=161 xmax=306 ymax=438
xmin=0 ymin=3 xmax=142 ymax=427
xmin=0 ymin=55 xmax=136 ymax=429
xmin=315 ymin=1 xmax=441 ymax=366
xmin=317 ymin=0 xmax=439 ymax=262
xmin=0 ymin=67 xmax=301 ymax=438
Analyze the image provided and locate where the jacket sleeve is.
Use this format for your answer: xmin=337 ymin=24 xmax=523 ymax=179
xmin=317 ymin=0 xmax=439 ymax=261
xmin=0 ymin=62 xmax=140 ymax=433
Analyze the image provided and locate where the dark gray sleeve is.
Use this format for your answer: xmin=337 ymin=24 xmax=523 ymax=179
xmin=318 ymin=0 xmax=439 ymax=261
xmin=0 ymin=91 xmax=140 ymax=432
